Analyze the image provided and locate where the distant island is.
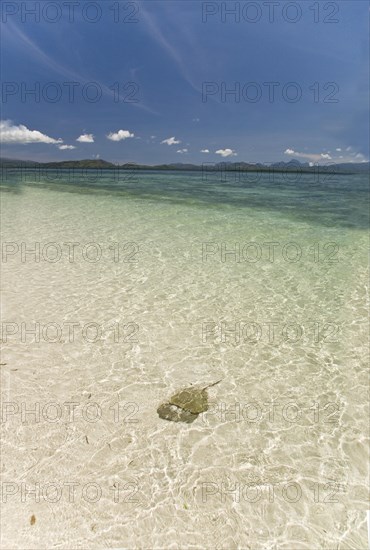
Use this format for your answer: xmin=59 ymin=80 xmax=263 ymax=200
xmin=0 ymin=158 xmax=369 ymax=174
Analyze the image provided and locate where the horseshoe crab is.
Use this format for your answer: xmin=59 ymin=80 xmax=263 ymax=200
xmin=157 ymin=380 xmax=221 ymax=423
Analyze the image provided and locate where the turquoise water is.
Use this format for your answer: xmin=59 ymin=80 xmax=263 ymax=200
xmin=2 ymin=168 xmax=369 ymax=229
xmin=1 ymin=170 xmax=369 ymax=549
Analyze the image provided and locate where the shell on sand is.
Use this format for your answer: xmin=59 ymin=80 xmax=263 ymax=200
xmin=169 ymin=387 xmax=209 ymax=414
xmin=157 ymin=403 xmax=198 ymax=423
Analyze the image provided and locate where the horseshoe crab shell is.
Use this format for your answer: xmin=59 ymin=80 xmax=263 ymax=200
xmin=169 ymin=387 xmax=209 ymax=414
xmin=157 ymin=380 xmax=221 ymax=423
xmin=156 ymin=402 xmax=198 ymax=423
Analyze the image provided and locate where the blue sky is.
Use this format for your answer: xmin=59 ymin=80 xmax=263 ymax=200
xmin=0 ymin=0 xmax=369 ymax=164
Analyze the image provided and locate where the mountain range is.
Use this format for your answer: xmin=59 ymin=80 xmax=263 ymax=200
xmin=0 ymin=158 xmax=369 ymax=173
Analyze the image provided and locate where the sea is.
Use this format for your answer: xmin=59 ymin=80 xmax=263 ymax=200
xmin=1 ymin=167 xmax=369 ymax=549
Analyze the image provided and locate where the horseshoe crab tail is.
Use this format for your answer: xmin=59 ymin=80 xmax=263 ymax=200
xmin=202 ymin=379 xmax=222 ymax=390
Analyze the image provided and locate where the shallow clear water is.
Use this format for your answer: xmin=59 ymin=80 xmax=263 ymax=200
xmin=1 ymin=170 xmax=369 ymax=549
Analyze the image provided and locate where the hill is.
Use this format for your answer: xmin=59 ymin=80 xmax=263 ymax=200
xmin=1 ymin=158 xmax=368 ymax=173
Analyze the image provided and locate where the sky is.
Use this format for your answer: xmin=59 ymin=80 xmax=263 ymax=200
xmin=0 ymin=0 xmax=369 ymax=164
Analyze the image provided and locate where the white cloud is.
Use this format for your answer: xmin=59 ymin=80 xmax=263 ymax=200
xmin=176 ymin=148 xmax=188 ymax=153
xmin=0 ymin=120 xmax=62 ymax=144
xmin=200 ymin=149 xmax=210 ymax=153
xmin=284 ymin=148 xmax=332 ymax=162
xmin=59 ymin=145 xmax=76 ymax=150
xmin=353 ymin=153 xmax=369 ymax=162
xmin=192 ymin=118 xmax=200 ymax=122
xmin=150 ymin=135 xmax=156 ymax=139
xmin=284 ymin=147 xmax=368 ymax=164
xmin=107 ymin=130 xmax=134 ymax=141
xmin=215 ymin=148 xmax=237 ymax=157
xmin=77 ymin=133 xmax=94 ymax=143
xmin=161 ymin=136 xmax=181 ymax=145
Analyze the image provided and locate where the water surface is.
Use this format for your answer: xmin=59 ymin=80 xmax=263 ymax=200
xmin=1 ymin=170 xmax=369 ymax=549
